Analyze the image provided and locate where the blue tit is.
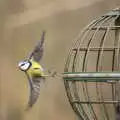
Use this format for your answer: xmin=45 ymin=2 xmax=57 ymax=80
xmin=18 ymin=31 xmax=46 ymax=110
xmin=18 ymin=59 xmax=44 ymax=77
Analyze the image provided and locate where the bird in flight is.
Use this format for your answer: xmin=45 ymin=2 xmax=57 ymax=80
xmin=18 ymin=31 xmax=46 ymax=110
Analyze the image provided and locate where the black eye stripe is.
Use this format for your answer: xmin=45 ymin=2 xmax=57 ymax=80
xmin=21 ymin=63 xmax=25 ymax=66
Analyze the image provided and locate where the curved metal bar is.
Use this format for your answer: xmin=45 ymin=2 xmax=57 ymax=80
xmin=63 ymin=9 xmax=120 ymax=120
xmin=82 ymin=16 xmax=113 ymax=120
xmin=64 ymin=16 xmax=104 ymax=72
xmin=72 ymin=50 xmax=88 ymax=120
xmin=64 ymin=52 xmax=85 ymax=120
xmin=114 ymin=16 xmax=120 ymax=120
xmin=96 ymin=15 xmax=119 ymax=120
xmin=74 ymin=17 xmax=107 ymax=65
xmin=66 ymin=16 xmax=106 ymax=72
xmin=72 ymin=18 xmax=107 ymax=120
xmin=72 ymin=16 xmax=108 ymax=120
xmin=74 ymin=16 xmax=113 ymax=120
xmin=64 ymin=16 xmax=106 ymax=120
xmin=96 ymin=24 xmax=110 ymax=120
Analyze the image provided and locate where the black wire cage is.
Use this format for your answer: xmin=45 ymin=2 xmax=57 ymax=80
xmin=63 ymin=8 xmax=120 ymax=120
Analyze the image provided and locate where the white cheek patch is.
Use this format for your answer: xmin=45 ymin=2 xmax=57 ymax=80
xmin=18 ymin=61 xmax=31 ymax=71
xmin=21 ymin=63 xmax=30 ymax=70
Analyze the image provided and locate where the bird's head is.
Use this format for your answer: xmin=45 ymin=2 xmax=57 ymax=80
xmin=18 ymin=60 xmax=32 ymax=71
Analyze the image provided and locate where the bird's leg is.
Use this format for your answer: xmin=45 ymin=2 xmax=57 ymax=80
xmin=48 ymin=68 xmax=63 ymax=78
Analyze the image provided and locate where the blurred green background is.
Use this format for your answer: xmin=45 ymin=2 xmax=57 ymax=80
xmin=0 ymin=0 xmax=120 ymax=120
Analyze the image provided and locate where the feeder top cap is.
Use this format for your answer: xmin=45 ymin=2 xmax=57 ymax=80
xmin=113 ymin=7 xmax=120 ymax=11
xmin=103 ymin=8 xmax=120 ymax=16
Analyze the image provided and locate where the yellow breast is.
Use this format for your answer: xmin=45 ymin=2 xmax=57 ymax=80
xmin=27 ymin=60 xmax=44 ymax=77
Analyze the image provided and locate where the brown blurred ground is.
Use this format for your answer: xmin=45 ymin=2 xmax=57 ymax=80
xmin=0 ymin=0 xmax=120 ymax=120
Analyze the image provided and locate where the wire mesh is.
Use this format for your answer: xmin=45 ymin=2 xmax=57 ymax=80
xmin=64 ymin=8 xmax=120 ymax=120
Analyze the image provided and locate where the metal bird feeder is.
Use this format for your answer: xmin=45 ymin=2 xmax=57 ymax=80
xmin=63 ymin=8 xmax=120 ymax=120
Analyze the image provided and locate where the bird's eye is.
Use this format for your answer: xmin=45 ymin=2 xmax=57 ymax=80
xmin=21 ymin=63 xmax=25 ymax=66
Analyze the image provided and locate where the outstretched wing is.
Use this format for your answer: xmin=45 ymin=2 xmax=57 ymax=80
xmin=28 ymin=31 xmax=46 ymax=62
xmin=26 ymin=74 xmax=45 ymax=110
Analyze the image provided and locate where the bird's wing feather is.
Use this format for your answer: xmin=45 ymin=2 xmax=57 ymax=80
xmin=28 ymin=31 xmax=46 ymax=62
xmin=26 ymin=74 xmax=45 ymax=110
